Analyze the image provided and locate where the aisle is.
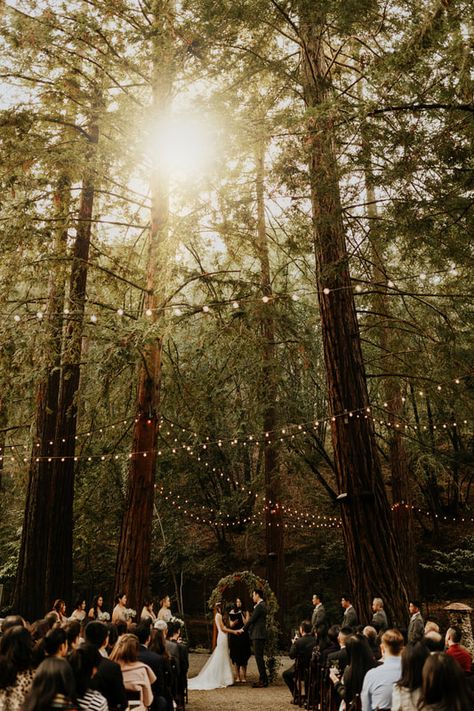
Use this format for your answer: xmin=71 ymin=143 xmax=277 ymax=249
xmin=187 ymin=653 xmax=294 ymax=710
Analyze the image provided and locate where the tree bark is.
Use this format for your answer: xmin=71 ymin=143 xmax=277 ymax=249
xmin=255 ymin=137 xmax=285 ymax=612
xmin=45 ymin=111 xmax=99 ymax=607
xmin=13 ymin=174 xmax=71 ymax=619
xmin=114 ymin=0 xmax=174 ymax=609
xmin=299 ymin=8 xmax=409 ymax=625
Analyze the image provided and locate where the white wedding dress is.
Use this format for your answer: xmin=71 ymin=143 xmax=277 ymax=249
xmin=188 ymin=613 xmax=234 ymax=690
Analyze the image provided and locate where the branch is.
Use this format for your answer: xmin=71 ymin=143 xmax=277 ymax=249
xmin=368 ymin=103 xmax=474 ymax=116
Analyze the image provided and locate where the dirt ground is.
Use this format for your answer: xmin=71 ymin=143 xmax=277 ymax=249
xmin=187 ymin=652 xmax=294 ymax=711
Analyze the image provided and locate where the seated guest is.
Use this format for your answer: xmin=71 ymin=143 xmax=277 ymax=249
xmin=320 ymin=625 xmax=340 ymax=666
xmin=361 ymin=628 xmax=404 ymax=711
xmin=0 ymin=626 xmax=35 ymax=711
xmin=110 ymin=633 xmax=156 ymax=711
xmin=282 ymin=620 xmax=317 ymax=696
xmin=341 ymin=595 xmax=358 ymax=627
xmin=327 ymin=626 xmax=353 ymax=674
xmin=445 ymin=626 xmax=472 ymax=673
xmin=44 ymin=628 xmax=68 ymax=658
xmin=363 ymin=626 xmax=382 ymax=660
xmin=69 ymin=644 xmax=107 ymax=711
xmin=391 ymin=641 xmax=429 ymax=711
xmin=135 ymin=623 xmax=169 ymax=711
xmin=1 ymin=616 xmax=27 ymax=634
xmin=371 ymin=598 xmax=388 ymax=633
xmin=330 ymin=634 xmax=377 ymax=707
xmin=424 ymin=621 xmax=440 ymax=634
xmin=424 ymin=630 xmax=444 ymax=652
xmin=150 ymin=625 xmax=173 ymax=711
xmin=166 ymin=621 xmax=188 ymax=711
xmin=84 ymin=621 xmax=128 ymax=711
xmin=23 ymin=657 xmax=78 ymax=711
xmin=64 ymin=622 xmax=81 ymax=655
xmin=418 ymin=652 xmax=474 ymax=710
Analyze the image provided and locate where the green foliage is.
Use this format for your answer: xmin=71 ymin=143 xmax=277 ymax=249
xmin=421 ymin=536 xmax=474 ymax=597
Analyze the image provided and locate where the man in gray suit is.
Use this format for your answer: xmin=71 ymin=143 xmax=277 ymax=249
xmin=311 ymin=594 xmax=326 ymax=631
xmin=241 ymin=588 xmax=268 ymax=687
xmin=407 ymin=600 xmax=424 ymax=643
xmin=371 ymin=597 xmax=388 ymax=632
xmin=341 ymin=594 xmax=358 ymax=627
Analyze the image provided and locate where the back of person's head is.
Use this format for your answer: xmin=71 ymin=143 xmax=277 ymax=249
xmin=300 ymin=620 xmax=312 ymax=635
xmin=424 ymin=620 xmax=439 ymax=634
xmin=381 ymin=629 xmax=404 ymax=656
xmin=1 ymin=615 xmax=26 ymax=633
xmin=167 ymin=621 xmax=180 ymax=638
xmin=63 ymin=621 xmax=81 ymax=651
xmin=116 ymin=621 xmax=127 ymax=637
xmin=397 ymin=641 xmax=429 ymax=691
xmin=446 ymin=626 xmax=462 ymax=644
xmin=110 ymin=633 xmax=139 ymax=664
xmin=0 ymin=626 xmax=34 ymax=689
xmin=363 ymin=626 xmax=377 ymax=644
xmin=84 ymin=621 xmax=108 ymax=648
xmin=69 ymin=643 xmax=102 ymax=697
xmin=345 ymin=635 xmax=377 ymax=695
xmin=150 ymin=629 xmax=169 ymax=659
xmin=107 ymin=623 xmax=119 ymax=649
xmin=43 ymin=628 xmax=67 ymax=657
xmin=420 ymin=652 xmax=474 ymax=711
xmin=327 ymin=625 xmax=340 ymax=644
xmin=44 ymin=612 xmax=59 ymax=629
xmin=23 ymin=657 xmax=76 ymax=711
xmin=135 ymin=622 xmax=151 ymax=645
xmin=424 ymin=630 xmax=444 ymax=652
xmin=339 ymin=626 xmax=353 ymax=645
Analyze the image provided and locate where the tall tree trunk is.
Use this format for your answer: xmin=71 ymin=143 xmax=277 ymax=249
xmin=114 ymin=0 xmax=174 ymax=609
xmin=299 ymin=9 xmax=409 ymax=625
xmin=14 ymin=174 xmax=71 ymax=619
xmin=255 ymin=137 xmax=285 ymax=612
xmin=357 ymin=71 xmax=417 ymax=596
xmin=45 ymin=112 xmax=100 ymax=607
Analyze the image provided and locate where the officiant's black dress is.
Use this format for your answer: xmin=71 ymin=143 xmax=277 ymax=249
xmin=228 ymin=608 xmax=251 ymax=666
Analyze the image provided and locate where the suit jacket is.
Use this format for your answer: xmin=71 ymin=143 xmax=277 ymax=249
xmin=327 ymin=647 xmax=348 ymax=675
xmin=138 ymin=645 xmax=166 ymax=705
xmin=91 ymin=656 xmax=128 ymax=711
xmin=289 ymin=634 xmax=317 ymax=668
xmin=342 ymin=606 xmax=358 ymax=628
xmin=371 ymin=609 xmax=388 ymax=632
xmin=244 ymin=600 xmax=267 ymax=640
xmin=311 ymin=604 xmax=326 ymax=630
xmin=408 ymin=612 xmax=424 ymax=643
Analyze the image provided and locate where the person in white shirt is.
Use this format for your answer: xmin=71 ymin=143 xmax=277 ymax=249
xmin=361 ymin=629 xmax=404 ymax=711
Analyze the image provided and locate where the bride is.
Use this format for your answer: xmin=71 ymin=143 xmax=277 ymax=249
xmin=188 ymin=602 xmax=237 ymax=690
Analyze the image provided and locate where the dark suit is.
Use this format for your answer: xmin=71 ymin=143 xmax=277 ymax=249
xmin=91 ymin=655 xmax=128 ymax=711
xmin=243 ymin=600 xmax=267 ymax=684
xmin=327 ymin=647 xmax=348 ymax=674
xmin=138 ymin=645 xmax=169 ymax=711
xmin=283 ymin=634 xmax=317 ymax=694
xmin=342 ymin=605 xmax=358 ymax=628
xmin=311 ymin=604 xmax=326 ymax=631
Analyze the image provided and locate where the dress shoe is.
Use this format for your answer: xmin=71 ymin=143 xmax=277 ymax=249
xmin=252 ymin=681 xmax=268 ymax=687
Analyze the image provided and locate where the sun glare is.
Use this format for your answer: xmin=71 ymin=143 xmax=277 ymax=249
xmin=150 ymin=114 xmax=217 ymax=180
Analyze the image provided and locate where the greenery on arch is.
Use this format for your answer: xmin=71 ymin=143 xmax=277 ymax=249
xmin=208 ymin=570 xmax=280 ymax=681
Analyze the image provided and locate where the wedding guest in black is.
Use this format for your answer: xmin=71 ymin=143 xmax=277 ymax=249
xmin=228 ymin=598 xmax=251 ymax=683
xmin=327 ymin=626 xmax=353 ymax=674
xmin=330 ymin=634 xmax=377 ymax=707
xmin=0 ymin=625 xmax=35 ymax=711
xmin=418 ymin=652 xmax=474 ymax=710
xmin=69 ymin=644 xmax=108 ymax=711
xmin=150 ymin=624 xmax=174 ymax=711
xmin=320 ymin=625 xmax=340 ymax=666
xmin=44 ymin=628 xmax=68 ymax=658
xmin=283 ymin=620 xmax=317 ymax=696
xmin=363 ymin=626 xmax=382 ymax=660
xmin=136 ymin=622 xmax=169 ymax=711
xmin=23 ymin=657 xmax=78 ymax=711
xmin=84 ymin=620 xmax=128 ymax=711
xmin=64 ymin=622 xmax=81 ymax=656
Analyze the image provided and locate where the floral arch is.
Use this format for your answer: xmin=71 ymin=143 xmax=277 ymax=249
xmin=208 ymin=570 xmax=280 ymax=680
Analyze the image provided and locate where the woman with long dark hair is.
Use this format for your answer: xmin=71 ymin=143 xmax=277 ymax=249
xmin=392 ymin=642 xmax=429 ymax=711
xmin=330 ymin=634 xmax=377 ymax=707
xmin=69 ymin=644 xmax=107 ymax=711
xmin=417 ymin=652 xmax=473 ymax=711
xmin=22 ymin=657 xmax=78 ymax=711
xmin=0 ymin=626 xmax=35 ymax=711
xmin=87 ymin=596 xmax=108 ymax=622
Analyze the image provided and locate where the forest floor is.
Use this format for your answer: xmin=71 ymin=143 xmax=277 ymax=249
xmin=187 ymin=653 xmax=294 ymax=710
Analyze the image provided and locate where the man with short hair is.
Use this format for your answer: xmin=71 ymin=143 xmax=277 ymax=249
xmin=361 ymin=629 xmax=404 ymax=711
xmin=424 ymin=630 xmax=444 ymax=652
xmin=283 ymin=620 xmax=317 ymax=696
xmin=341 ymin=595 xmax=358 ymax=627
xmin=326 ymin=626 xmax=353 ymax=674
xmin=311 ymin=594 xmax=326 ymax=631
xmin=242 ymin=588 xmax=268 ymax=687
xmin=445 ymin=626 xmax=472 ymax=672
xmin=407 ymin=600 xmax=424 ymax=643
xmin=85 ymin=621 xmax=128 ymax=711
xmin=371 ymin=598 xmax=388 ymax=633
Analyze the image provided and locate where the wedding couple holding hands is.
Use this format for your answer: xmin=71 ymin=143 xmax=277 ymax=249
xmin=188 ymin=588 xmax=268 ymax=690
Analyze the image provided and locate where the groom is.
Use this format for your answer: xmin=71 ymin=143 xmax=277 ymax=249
xmin=240 ymin=588 xmax=268 ymax=687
